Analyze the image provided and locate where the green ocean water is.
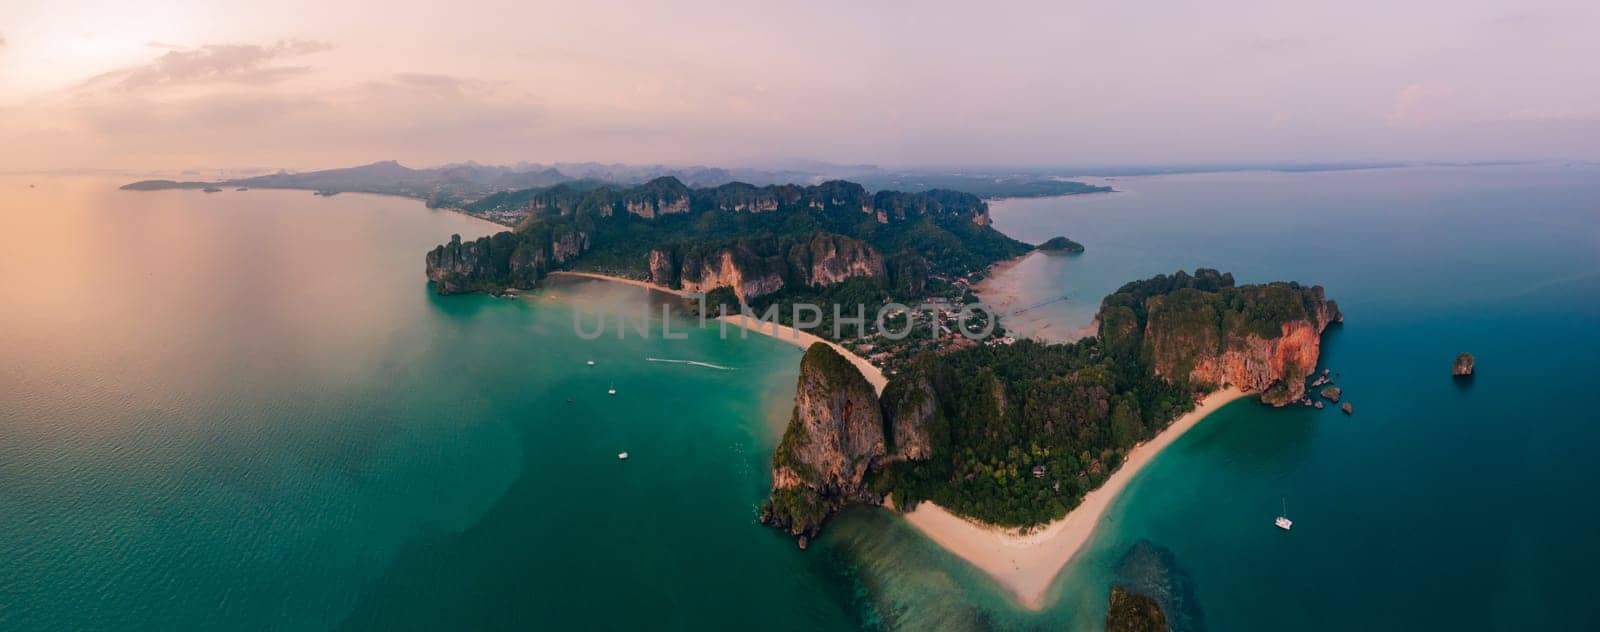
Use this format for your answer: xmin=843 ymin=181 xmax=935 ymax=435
xmin=2 ymin=165 xmax=1597 ymax=630
xmin=0 ymin=178 xmax=860 ymax=630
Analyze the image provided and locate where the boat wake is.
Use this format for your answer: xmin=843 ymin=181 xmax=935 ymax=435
xmin=646 ymin=357 xmax=736 ymax=371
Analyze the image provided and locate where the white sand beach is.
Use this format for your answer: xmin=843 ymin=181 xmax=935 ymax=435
xmin=543 ymin=271 xmax=888 ymax=394
xmin=972 ymin=252 xmax=1097 ymax=344
xmin=545 ymin=271 xmax=682 ymax=295
xmin=897 ymin=387 xmax=1249 ymax=609
xmin=715 ymin=313 xmax=887 ymax=394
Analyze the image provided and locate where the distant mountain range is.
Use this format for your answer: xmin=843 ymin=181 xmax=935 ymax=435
xmin=125 ymin=157 xmax=1481 ymax=226
xmin=120 ymin=160 xmax=1116 ymax=224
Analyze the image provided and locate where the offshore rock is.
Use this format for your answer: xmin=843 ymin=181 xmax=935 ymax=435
xmin=1105 ymin=586 xmax=1169 ymax=632
xmin=1038 ymin=235 xmax=1086 ymax=253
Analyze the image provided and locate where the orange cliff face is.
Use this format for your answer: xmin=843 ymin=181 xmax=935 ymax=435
xmin=645 ymin=233 xmax=885 ymax=303
xmin=1192 ymin=319 xmax=1326 ymax=405
xmin=1131 ymin=276 xmax=1343 ymax=407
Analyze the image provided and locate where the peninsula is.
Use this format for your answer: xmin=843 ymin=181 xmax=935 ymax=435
xmin=760 ymin=270 xmax=1340 ymax=552
xmin=407 ymin=177 xmax=1341 ymax=609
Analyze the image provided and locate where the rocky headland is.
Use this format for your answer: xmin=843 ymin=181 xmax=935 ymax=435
xmin=760 ymin=268 xmax=1342 ymax=544
xmin=758 ymin=343 xmax=887 ymax=547
xmin=1098 ymin=269 xmax=1343 ymax=406
xmin=423 ymin=177 xmax=1025 ymax=298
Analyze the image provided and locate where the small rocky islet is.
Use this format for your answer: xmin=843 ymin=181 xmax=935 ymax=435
xmin=1037 ymin=235 xmax=1086 ymax=254
xmin=1105 ymin=586 xmax=1168 ymax=632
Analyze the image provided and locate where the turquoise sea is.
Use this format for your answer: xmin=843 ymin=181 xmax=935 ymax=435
xmin=0 ymin=165 xmax=1596 ymax=630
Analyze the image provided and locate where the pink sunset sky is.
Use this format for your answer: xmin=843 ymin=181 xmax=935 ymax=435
xmin=1 ymin=0 xmax=1596 ymax=172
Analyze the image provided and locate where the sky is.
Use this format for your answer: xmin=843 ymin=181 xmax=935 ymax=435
xmin=1 ymin=0 xmax=1596 ymax=172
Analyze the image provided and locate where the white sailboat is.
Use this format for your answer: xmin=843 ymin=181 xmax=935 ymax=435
xmin=586 ymin=360 xmax=595 ymax=366
xmin=1275 ymin=498 xmax=1293 ymax=530
xmin=617 ymin=452 xmax=629 ymax=460
xmin=607 ymin=383 xmax=617 ymax=396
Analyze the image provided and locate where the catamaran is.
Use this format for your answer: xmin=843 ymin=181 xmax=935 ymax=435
xmin=1275 ymin=498 xmax=1293 ymax=530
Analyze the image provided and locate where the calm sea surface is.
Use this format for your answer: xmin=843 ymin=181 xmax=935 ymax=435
xmin=1 ymin=166 xmax=1596 ymax=630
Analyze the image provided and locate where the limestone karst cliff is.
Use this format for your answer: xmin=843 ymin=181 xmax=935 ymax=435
xmin=646 ymin=233 xmax=886 ymax=302
xmin=1099 ymin=269 xmax=1342 ymax=406
xmin=466 ymin=177 xmax=996 ymax=224
xmin=759 ymin=343 xmax=887 ymax=546
xmin=425 ymin=232 xmax=548 ymax=295
xmin=880 ymin=367 xmax=941 ymax=462
xmin=424 ymin=223 xmax=594 ymax=295
xmin=850 ymin=270 xmax=1345 ymax=532
xmin=423 ymin=177 xmax=1023 ymax=296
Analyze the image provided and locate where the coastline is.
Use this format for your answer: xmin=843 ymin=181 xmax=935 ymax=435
xmin=895 ymin=386 xmax=1249 ymax=610
xmin=974 ymin=252 xmax=1095 ymax=344
xmin=546 ymin=270 xmax=682 ymax=295
xmin=546 ymin=266 xmax=1241 ymax=609
xmin=542 ymin=271 xmax=889 ymax=394
xmin=715 ymin=314 xmax=888 ymax=394
xmin=971 ymin=251 xmax=1034 ymax=320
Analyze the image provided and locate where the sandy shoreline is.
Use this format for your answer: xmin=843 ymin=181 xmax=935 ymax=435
xmin=972 ymin=252 xmax=1035 ymax=314
xmin=545 ymin=270 xmax=682 ymax=295
xmin=543 ymin=271 xmax=888 ymax=394
xmin=897 ymin=387 xmax=1249 ymax=609
xmin=973 ymin=252 xmax=1097 ymax=344
xmin=715 ymin=314 xmax=887 ymax=394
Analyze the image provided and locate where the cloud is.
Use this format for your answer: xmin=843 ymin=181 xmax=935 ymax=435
xmin=84 ymin=40 xmax=332 ymax=91
xmin=25 ymin=65 xmax=548 ymax=170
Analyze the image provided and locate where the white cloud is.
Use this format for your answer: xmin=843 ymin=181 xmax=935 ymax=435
xmin=84 ymin=40 xmax=332 ymax=91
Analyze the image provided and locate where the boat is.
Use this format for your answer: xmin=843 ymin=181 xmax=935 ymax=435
xmin=608 ymin=384 xmax=616 ymax=395
xmin=586 ymin=360 xmax=595 ymax=366
xmin=1275 ymin=498 xmax=1293 ymax=530
xmin=617 ymin=452 xmax=629 ymax=460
